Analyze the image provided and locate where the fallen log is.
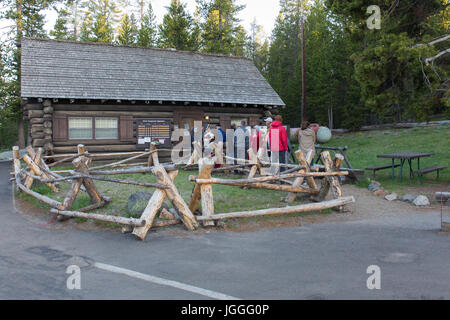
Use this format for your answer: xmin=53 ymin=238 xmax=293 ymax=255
xmin=435 ymin=192 xmax=450 ymax=202
xmin=89 ymin=151 xmax=154 ymax=171
xmin=14 ymin=174 xmax=62 ymax=208
xmin=26 ymin=172 xmax=169 ymax=189
xmin=197 ymin=196 xmax=355 ymax=221
xmin=89 ymin=164 xmax=177 ymax=176
xmin=189 ymin=177 xmax=319 ymax=194
xmin=50 ymin=208 xmax=145 ymax=227
xmin=189 ymin=171 xmax=347 ymax=185
xmin=161 ymin=196 xmax=355 ymax=222
xmin=43 ymin=151 xmax=155 ymax=160
xmin=47 ymin=152 xmax=88 ymax=168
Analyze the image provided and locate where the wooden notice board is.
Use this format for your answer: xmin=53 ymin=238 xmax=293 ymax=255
xmin=136 ymin=119 xmax=172 ymax=148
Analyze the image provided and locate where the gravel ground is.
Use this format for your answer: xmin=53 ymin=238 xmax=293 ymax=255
xmin=0 ymin=149 xmax=26 ymax=161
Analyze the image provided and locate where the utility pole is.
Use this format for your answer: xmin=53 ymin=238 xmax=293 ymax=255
xmin=300 ymin=10 xmax=307 ymax=124
xmin=16 ymin=0 xmax=25 ymax=148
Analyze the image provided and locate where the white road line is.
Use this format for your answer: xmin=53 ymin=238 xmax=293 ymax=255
xmin=94 ymin=262 xmax=240 ymax=300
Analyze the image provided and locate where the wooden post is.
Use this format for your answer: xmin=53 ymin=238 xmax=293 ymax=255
xmin=312 ymin=152 xmax=344 ymax=209
xmin=147 ymin=142 xmax=159 ymax=167
xmin=286 ymin=150 xmax=315 ymax=203
xmin=152 ymin=166 xmax=199 ymax=231
xmin=23 ymin=153 xmax=58 ymax=192
xmin=247 ymin=149 xmax=260 ymax=179
xmin=12 ymin=146 xmax=21 ymax=189
xmin=132 ymin=170 xmax=178 ymax=240
xmin=199 ymin=158 xmax=215 ymax=226
xmin=74 ymin=156 xmax=103 ymax=204
xmin=189 ymin=158 xmax=215 ymax=214
xmin=24 ymin=147 xmax=43 ymax=188
xmin=186 ymin=141 xmax=202 ymax=166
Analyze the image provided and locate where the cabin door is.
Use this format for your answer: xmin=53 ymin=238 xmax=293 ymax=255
xmin=174 ymin=110 xmax=205 ymax=131
xmin=181 ymin=118 xmax=198 ymax=131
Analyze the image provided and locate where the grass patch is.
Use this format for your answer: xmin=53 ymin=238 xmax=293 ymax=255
xmin=321 ymin=125 xmax=450 ymax=192
xmin=19 ymin=166 xmax=318 ymax=229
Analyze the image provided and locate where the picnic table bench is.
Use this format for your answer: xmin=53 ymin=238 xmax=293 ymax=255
xmin=414 ymin=166 xmax=447 ymax=184
xmin=365 ymin=164 xmax=401 ymax=178
xmin=377 ymin=152 xmax=435 ymax=181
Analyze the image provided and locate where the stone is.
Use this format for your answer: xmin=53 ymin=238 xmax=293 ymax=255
xmin=413 ymin=195 xmax=430 ymax=206
xmin=401 ymin=194 xmax=416 ymax=203
xmin=368 ymin=183 xmax=380 ymax=192
xmin=385 ymin=193 xmax=397 ymax=201
xmin=125 ymin=192 xmax=169 ymax=218
xmin=374 ymin=189 xmax=386 ymax=197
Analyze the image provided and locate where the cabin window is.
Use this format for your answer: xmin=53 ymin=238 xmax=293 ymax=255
xmin=69 ymin=117 xmax=93 ymax=139
xmin=95 ymin=118 xmax=118 ymax=139
xmin=68 ymin=117 xmax=119 ymax=140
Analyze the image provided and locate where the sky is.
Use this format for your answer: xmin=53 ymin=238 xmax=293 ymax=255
xmin=0 ymin=0 xmax=280 ymax=41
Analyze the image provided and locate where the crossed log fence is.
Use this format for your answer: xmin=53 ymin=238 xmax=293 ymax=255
xmin=11 ymin=142 xmax=355 ymax=241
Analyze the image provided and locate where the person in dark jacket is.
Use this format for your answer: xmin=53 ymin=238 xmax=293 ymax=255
xmin=217 ymin=124 xmax=226 ymax=143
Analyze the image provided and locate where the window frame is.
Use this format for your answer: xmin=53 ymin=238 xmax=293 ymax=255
xmin=68 ymin=116 xmax=119 ymax=141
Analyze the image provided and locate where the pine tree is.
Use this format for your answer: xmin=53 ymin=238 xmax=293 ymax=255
xmin=158 ymin=0 xmax=198 ymax=51
xmin=248 ymin=18 xmax=269 ymax=74
xmin=117 ymin=13 xmax=138 ymax=45
xmin=79 ymin=0 xmax=123 ymax=43
xmin=196 ymin=0 xmax=245 ymax=55
xmin=136 ymin=2 xmax=157 ymax=47
xmin=231 ymin=25 xmax=248 ymax=57
xmin=266 ymin=0 xmax=305 ymax=127
xmin=325 ymin=0 xmax=447 ymax=123
xmin=50 ymin=8 xmax=71 ymax=39
xmin=1 ymin=0 xmax=58 ymax=147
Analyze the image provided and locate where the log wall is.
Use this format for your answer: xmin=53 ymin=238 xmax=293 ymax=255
xmin=24 ymin=99 xmax=271 ymax=159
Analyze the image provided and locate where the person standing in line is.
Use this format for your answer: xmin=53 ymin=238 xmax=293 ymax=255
xmin=233 ymin=120 xmax=250 ymax=172
xmin=217 ymin=124 xmax=226 ymax=143
xmin=263 ymin=117 xmax=273 ymax=158
xmin=296 ymin=121 xmax=316 ymax=164
xmin=269 ymin=115 xmax=288 ymax=172
xmin=250 ymin=125 xmax=262 ymax=154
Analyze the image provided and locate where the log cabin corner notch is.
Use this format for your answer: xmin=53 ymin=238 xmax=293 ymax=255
xmin=20 ymin=38 xmax=285 ymax=159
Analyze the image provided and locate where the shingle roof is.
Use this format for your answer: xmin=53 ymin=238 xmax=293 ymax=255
xmin=21 ymin=38 xmax=285 ymax=106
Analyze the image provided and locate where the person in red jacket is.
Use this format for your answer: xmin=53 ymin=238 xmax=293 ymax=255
xmin=269 ymin=115 xmax=288 ymax=172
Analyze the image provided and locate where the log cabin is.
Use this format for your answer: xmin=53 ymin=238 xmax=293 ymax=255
xmin=20 ymin=38 xmax=285 ymax=160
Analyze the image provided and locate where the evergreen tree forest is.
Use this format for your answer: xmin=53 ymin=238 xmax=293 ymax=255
xmin=0 ymin=0 xmax=448 ymax=148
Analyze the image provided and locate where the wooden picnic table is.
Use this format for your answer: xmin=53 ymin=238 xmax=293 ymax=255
xmin=377 ymin=152 xmax=434 ymax=181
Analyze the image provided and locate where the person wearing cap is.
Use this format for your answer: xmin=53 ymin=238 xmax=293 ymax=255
xmin=250 ymin=125 xmax=262 ymax=153
xmin=263 ymin=117 xmax=273 ymax=157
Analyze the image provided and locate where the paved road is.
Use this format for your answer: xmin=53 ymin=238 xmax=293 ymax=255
xmin=0 ymin=161 xmax=449 ymax=300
